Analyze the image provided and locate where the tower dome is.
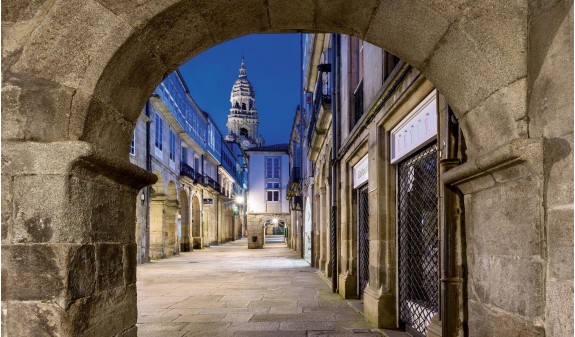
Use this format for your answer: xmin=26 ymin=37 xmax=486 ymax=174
xmin=231 ymin=58 xmax=256 ymax=100
xmin=225 ymin=57 xmax=264 ymax=149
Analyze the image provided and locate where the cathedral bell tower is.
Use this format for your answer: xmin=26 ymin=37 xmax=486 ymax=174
xmin=225 ymin=57 xmax=264 ymax=149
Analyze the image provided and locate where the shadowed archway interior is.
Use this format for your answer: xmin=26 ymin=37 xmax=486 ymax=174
xmin=1 ymin=0 xmax=572 ymax=336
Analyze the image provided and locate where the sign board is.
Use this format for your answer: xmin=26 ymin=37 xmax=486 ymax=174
xmin=203 ymin=198 xmax=213 ymax=205
xmin=353 ymin=155 xmax=369 ymax=189
xmin=390 ymin=90 xmax=437 ymax=164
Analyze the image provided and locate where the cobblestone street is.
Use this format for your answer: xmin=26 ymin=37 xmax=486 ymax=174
xmin=137 ymin=239 xmax=383 ymax=337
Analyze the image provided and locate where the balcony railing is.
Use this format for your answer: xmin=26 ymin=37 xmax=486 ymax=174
xmin=181 ymin=163 xmax=200 ymax=182
xmin=202 ymin=175 xmax=221 ymax=193
xmin=307 ymin=65 xmax=331 ymax=146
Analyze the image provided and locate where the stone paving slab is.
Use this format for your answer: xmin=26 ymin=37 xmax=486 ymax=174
xmin=137 ymin=239 xmax=383 ymax=336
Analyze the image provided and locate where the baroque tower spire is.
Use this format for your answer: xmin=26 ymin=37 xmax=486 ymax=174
xmin=225 ymin=57 xmax=264 ymax=149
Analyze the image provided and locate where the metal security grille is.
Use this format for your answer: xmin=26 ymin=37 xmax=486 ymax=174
xmin=358 ymin=185 xmax=370 ymax=298
xmin=397 ymin=144 xmax=439 ymax=337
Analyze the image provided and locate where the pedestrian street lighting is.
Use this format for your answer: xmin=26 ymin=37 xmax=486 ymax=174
xmin=235 ymin=196 xmax=245 ymax=204
xmin=272 ymin=217 xmax=279 ymax=224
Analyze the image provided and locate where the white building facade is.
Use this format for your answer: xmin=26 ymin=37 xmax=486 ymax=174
xmin=245 ymin=144 xmax=290 ymax=248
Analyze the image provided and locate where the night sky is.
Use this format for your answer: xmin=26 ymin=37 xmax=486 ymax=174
xmin=179 ymin=34 xmax=302 ymax=146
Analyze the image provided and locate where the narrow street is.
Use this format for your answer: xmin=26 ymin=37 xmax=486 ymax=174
xmin=136 ymin=239 xmax=383 ymax=337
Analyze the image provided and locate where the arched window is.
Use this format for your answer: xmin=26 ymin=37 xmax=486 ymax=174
xmin=240 ymin=128 xmax=248 ymax=136
xmin=241 ymin=103 xmax=246 ymax=110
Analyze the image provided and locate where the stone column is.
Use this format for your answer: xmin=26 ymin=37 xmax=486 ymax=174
xmin=339 ymin=163 xmax=357 ymax=298
xmin=149 ymin=196 xmax=167 ymax=260
xmin=363 ymin=124 xmax=395 ymax=328
xmin=318 ymin=187 xmax=327 ymax=272
xmin=323 ymin=184 xmax=332 ymax=278
xmin=164 ymin=199 xmax=179 ymax=257
xmin=1 ymin=141 xmax=156 ymax=336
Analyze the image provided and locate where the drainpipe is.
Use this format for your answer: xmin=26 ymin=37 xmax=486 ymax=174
xmin=330 ymin=34 xmax=340 ymax=293
xmin=439 ymin=103 xmax=465 ymax=337
xmin=145 ymin=99 xmax=152 ymax=263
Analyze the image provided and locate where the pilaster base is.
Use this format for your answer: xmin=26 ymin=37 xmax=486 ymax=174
xmin=338 ymin=273 xmax=358 ymax=299
xmin=363 ymin=288 xmax=396 ymax=329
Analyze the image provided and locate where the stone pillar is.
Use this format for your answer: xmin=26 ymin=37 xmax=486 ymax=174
xmin=318 ymin=187 xmax=327 ymax=272
xmin=247 ymin=214 xmax=264 ymax=249
xmin=324 ymin=184 xmax=332 ymax=278
xmin=313 ymin=193 xmax=321 ymax=268
xmin=164 ymin=200 xmax=179 ymax=257
xmin=1 ymin=141 xmax=155 ymax=336
xmin=339 ymin=163 xmax=357 ymax=299
xmin=363 ymin=124 xmax=396 ymax=328
xmin=149 ymin=196 xmax=167 ymax=260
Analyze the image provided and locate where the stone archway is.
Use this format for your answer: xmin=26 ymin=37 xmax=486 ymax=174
xmin=2 ymin=1 xmax=572 ymax=336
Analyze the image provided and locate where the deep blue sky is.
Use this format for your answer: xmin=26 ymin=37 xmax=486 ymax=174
xmin=179 ymin=34 xmax=301 ymax=146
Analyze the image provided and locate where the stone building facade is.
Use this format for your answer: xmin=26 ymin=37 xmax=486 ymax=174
xmin=289 ymin=29 xmax=574 ymax=337
xmin=2 ymin=1 xmax=571 ymax=336
xmin=130 ymin=71 xmax=246 ymax=262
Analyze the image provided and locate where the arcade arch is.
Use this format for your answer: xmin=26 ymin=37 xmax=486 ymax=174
xmin=2 ymin=1 xmax=571 ymax=336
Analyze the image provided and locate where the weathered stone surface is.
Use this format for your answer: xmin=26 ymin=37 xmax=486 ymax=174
xmin=528 ymin=0 xmax=573 ymax=139
xmin=424 ymin=1 xmax=527 ymax=115
xmin=134 ymin=4 xmax=212 ymax=70
xmin=366 ymin=0 xmax=450 ymax=68
xmin=69 ymin=284 xmax=138 ymax=336
xmin=469 ymin=178 xmax=542 ymax=256
xmin=1 ymin=244 xmax=66 ymax=301
xmin=1 ymin=174 xmax=13 ymax=243
xmin=12 ymin=175 xmax=88 ymax=243
xmin=545 ymin=279 xmax=574 ymax=337
xmin=1 ymin=0 xmax=51 ymax=22
xmin=545 ymin=135 xmax=573 ymax=208
xmin=267 ymin=0 xmax=314 ymax=31
xmin=468 ymin=255 xmax=544 ymax=318
xmin=11 ymin=0 xmax=133 ymax=93
xmin=76 ymin=96 xmax=135 ymax=159
xmin=71 ymin=177 xmax=136 ymax=243
xmin=315 ymin=0 xmax=379 ymax=37
xmin=68 ymin=244 xmax=97 ymax=301
xmin=1 ymin=75 xmax=75 ymax=141
xmin=468 ymin=299 xmax=544 ymax=337
xmin=546 ymin=208 xmax=574 ymax=281
xmin=191 ymin=0 xmax=270 ymax=46
xmin=123 ymin=243 xmax=138 ymax=286
xmin=2 ymin=301 xmax=66 ymax=336
xmin=458 ymin=78 xmax=527 ymax=157
xmin=97 ymin=243 xmax=125 ymax=291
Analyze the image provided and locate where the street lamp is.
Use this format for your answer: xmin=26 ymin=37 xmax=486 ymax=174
xmin=235 ymin=196 xmax=245 ymax=204
xmin=272 ymin=217 xmax=279 ymax=224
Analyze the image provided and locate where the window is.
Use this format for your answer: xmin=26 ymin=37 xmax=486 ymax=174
xmin=181 ymin=145 xmax=187 ymax=164
xmin=130 ymin=132 xmax=136 ymax=156
xmin=240 ymin=128 xmax=248 ymax=137
xmin=154 ymin=113 xmax=163 ymax=150
xmin=266 ymin=182 xmax=280 ymax=189
xmin=265 ymin=157 xmax=280 ymax=179
xmin=169 ymin=129 xmax=176 ymax=162
xmin=267 ymin=190 xmax=279 ymax=202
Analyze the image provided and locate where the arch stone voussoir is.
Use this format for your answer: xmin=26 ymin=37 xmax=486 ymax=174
xmin=365 ymin=0 xmax=451 ymax=69
xmin=10 ymin=0 xmax=135 ymax=95
xmin=422 ymin=0 xmax=528 ymax=115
